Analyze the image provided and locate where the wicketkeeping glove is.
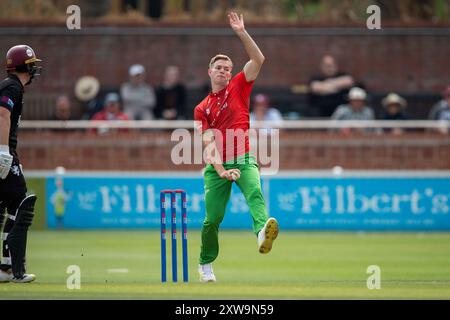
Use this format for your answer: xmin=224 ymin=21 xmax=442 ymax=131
xmin=0 ymin=145 xmax=13 ymax=179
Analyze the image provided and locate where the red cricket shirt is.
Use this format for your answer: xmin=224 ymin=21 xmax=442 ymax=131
xmin=194 ymin=71 xmax=254 ymax=162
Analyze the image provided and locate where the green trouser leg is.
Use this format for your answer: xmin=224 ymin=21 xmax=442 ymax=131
xmin=199 ymin=165 xmax=232 ymax=265
xmin=199 ymin=153 xmax=269 ymax=265
xmin=235 ymin=161 xmax=268 ymax=236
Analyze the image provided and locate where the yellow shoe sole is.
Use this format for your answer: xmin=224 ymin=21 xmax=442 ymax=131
xmin=259 ymin=218 xmax=279 ymax=254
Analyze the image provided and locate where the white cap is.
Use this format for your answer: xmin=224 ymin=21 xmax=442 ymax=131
xmin=348 ymin=87 xmax=367 ymax=101
xmin=129 ymin=64 xmax=145 ymax=76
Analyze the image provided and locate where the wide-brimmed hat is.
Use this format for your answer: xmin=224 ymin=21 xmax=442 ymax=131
xmin=348 ymin=87 xmax=367 ymax=101
xmin=74 ymin=75 xmax=100 ymax=102
xmin=382 ymin=93 xmax=407 ymax=108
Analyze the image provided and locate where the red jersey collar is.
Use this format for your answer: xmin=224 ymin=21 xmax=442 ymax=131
xmin=209 ymin=84 xmax=228 ymax=97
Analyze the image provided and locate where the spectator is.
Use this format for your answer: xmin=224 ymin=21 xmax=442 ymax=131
xmin=52 ymin=95 xmax=73 ymax=121
xmin=91 ymin=92 xmax=129 ymax=134
xmin=429 ymin=85 xmax=450 ymax=134
xmin=74 ymin=75 xmax=101 ymax=120
xmin=381 ymin=92 xmax=408 ymax=135
xmin=332 ymin=87 xmax=375 ymax=134
xmin=250 ymin=93 xmax=283 ymax=136
xmin=155 ymin=65 xmax=187 ymax=120
xmin=120 ymin=64 xmax=156 ymax=120
xmin=308 ymin=55 xmax=355 ymax=117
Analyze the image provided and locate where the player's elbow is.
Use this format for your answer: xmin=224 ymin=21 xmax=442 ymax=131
xmin=251 ymin=54 xmax=265 ymax=67
xmin=258 ymin=54 xmax=265 ymax=65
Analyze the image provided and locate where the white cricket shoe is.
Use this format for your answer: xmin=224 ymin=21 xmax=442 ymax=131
xmin=257 ymin=217 xmax=279 ymax=254
xmin=11 ymin=274 xmax=36 ymax=283
xmin=198 ymin=263 xmax=216 ymax=283
xmin=0 ymin=269 xmax=13 ymax=283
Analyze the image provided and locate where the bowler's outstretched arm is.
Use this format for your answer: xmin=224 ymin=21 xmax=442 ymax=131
xmin=228 ymin=12 xmax=265 ymax=82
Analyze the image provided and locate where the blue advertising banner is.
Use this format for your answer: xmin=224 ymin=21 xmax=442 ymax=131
xmin=269 ymin=177 xmax=450 ymax=231
xmin=46 ymin=175 xmax=253 ymax=229
xmin=46 ymin=173 xmax=450 ymax=230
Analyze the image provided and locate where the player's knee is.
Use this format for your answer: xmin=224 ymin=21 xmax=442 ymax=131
xmin=203 ymin=215 xmax=223 ymax=227
xmin=4 ymin=191 xmax=27 ymax=212
xmin=245 ymin=186 xmax=264 ymax=203
xmin=8 ymin=195 xmax=37 ymax=229
xmin=16 ymin=195 xmax=36 ymax=227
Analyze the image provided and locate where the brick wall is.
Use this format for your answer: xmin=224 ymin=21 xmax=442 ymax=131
xmin=17 ymin=130 xmax=450 ymax=171
xmin=1 ymin=24 xmax=449 ymax=96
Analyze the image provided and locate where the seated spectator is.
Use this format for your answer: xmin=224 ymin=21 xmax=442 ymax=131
xmin=429 ymin=85 xmax=450 ymax=134
xmin=52 ymin=95 xmax=73 ymax=121
xmin=91 ymin=92 xmax=129 ymax=134
xmin=250 ymin=93 xmax=283 ymax=134
xmin=332 ymin=87 xmax=375 ymax=134
xmin=120 ymin=64 xmax=156 ymax=120
xmin=381 ymin=93 xmax=408 ymax=135
xmin=74 ymin=75 xmax=101 ymax=120
xmin=308 ymin=55 xmax=355 ymax=117
xmin=155 ymin=65 xmax=187 ymax=120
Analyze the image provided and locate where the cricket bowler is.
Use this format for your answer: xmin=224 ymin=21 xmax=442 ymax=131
xmin=194 ymin=12 xmax=279 ymax=283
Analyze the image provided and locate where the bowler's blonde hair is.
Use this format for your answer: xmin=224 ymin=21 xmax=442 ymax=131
xmin=209 ymin=54 xmax=233 ymax=69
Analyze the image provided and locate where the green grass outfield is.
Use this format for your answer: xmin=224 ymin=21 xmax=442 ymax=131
xmin=1 ymin=230 xmax=450 ymax=299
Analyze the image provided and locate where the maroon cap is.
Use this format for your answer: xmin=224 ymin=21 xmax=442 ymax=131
xmin=6 ymin=44 xmax=42 ymax=71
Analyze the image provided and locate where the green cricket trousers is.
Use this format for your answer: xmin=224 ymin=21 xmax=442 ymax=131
xmin=199 ymin=153 xmax=268 ymax=265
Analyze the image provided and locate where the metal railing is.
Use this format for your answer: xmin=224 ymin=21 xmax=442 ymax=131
xmin=19 ymin=120 xmax=450 ymax=130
